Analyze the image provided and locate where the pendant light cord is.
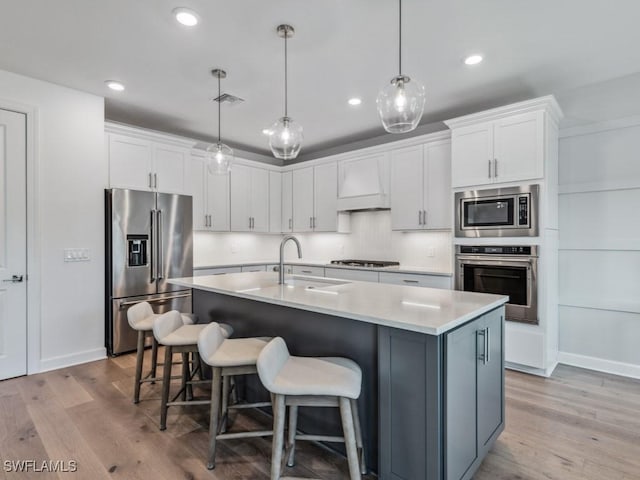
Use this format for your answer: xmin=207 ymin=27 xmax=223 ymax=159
xmin=284 ymin=29 xmax=288 ymax=117
xmin=398 ymin=0 xmax=402 ymax=76
xmin=217 ymin=74 xmax=221 ymax=143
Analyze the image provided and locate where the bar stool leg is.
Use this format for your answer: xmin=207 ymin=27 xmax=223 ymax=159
xmin=271 ymin=394 xmax=286 ymax=480
xmin=180 ymin=352 xmax=191 ymax=401
xmin=339 ymin=397 xmax=362 ymax=480
xmin=160 ymin=345 xmax=173 ymax=431
xmin=133 ymin=330 xmax=145 ymax=404
xmin=350 ymin=399 xmax=367 ymax=475
xmin=150 ymin=336 xmax=158 ymax=383
xmin=220 ymin=375 xmax=230 ymax=434
xmin=286 ymin=405 xmax=298 ymax=467
xmin=206 ymin=367 xmax=223 ymax=470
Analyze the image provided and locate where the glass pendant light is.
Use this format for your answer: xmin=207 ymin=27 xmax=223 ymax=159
xmin=269 ymin=24 xmax=303 ymax=160
xmin=377 ymin=0 xmax=425 ymax=134
xmin=206 ymin=69 xmax=234 ymax=174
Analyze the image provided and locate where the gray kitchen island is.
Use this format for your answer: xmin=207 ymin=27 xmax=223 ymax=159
xmin=169 ymin=272 xmax=508 ymax=480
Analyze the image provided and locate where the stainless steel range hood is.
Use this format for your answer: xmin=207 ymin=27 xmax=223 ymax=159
xmin=337 ymin=153 xmax=390 ymax=211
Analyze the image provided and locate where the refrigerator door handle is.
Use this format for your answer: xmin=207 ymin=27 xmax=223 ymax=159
xmin=149 ymin=209 xmax=156 ymax=283
xmin=157 ymin=210 xmax=164 ymax=280
xmin=119 ymin=292 xmax=191 ymax=308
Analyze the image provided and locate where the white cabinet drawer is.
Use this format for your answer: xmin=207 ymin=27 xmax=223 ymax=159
xmin=379 ymin=272 xmax=452 ymax=289
xmin=291 ymin=265 xmax=325 ymax=277
xmin=241 ymin=265 xmax=267 ymax=272
xmin=193 ymin=267 xmax=242 ymax=276
xmin=325 ymin=267 xmax=379 ymax=283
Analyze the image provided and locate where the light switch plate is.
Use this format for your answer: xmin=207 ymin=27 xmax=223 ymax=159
xmin=64 ymin=248 xmax=91 ymax=262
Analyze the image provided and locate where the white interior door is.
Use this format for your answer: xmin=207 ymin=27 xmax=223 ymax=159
xmin=0 ymin=109 xmax=27 ymax=380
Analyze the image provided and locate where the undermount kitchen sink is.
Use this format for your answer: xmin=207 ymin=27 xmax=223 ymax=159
xmin=284 ymin=276 xmax=350 ymax=289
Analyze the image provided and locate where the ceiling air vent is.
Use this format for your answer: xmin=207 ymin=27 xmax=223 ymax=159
xmin=211 ymin=93 xmax=245 ymax=105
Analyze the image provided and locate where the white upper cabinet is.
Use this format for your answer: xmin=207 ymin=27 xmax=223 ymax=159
xmin=269 ymin=171 xmax=282 ymax=233
xmin=191 ymin=155 xmax=230 ymax=232
xmin=152 ymin=143 xmax=188 ymax=194
xmin=391 ymin=145 xmax=424 ymax=230
xmin=230 ymin=164 xmax=269 ymax=232
xmin=292 ymin=167 xmax=315 ymax=232
xmin=390 ymin=139 xmax=452 ymax=231
xmin=446 ymin=96 xmax=561 ymax=189
xmin=108 ymin=132 xmax=187 ymax=194
xmin=291 ymin=162 xmax=339 ymax=232
xmin=313 ymin=162 xmax=338 ymax=232
xmin=281 ymin=171 xmax=293 ymax=233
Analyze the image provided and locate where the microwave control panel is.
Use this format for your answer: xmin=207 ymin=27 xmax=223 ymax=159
xmin=518 ymin=196 xmax=529 ymax=226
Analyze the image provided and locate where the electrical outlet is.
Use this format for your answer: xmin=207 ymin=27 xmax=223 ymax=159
xmin=230 ymin=243 xmax=238 ymax=254
xmin=426 ymin=246 xmax=435 ymax=258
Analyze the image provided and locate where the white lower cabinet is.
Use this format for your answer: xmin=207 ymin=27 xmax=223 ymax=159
xmin=193 ymin=267 xmax=242 ymax=276
xmin=325 ymin=267 xmax=379 ymax=282
xmin=378 ymin=272 xmax=452 ymax=289
xmin=241 ymin=265 xmax=267 ymax=272
xmin=291 ymin=265 xmax=325 ymax=277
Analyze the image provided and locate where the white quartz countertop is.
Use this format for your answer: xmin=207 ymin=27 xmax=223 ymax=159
xmin=194 ymin=260 xmax=453 ymax=277
xmin=170 ymin=272 xmax=506 ymax=335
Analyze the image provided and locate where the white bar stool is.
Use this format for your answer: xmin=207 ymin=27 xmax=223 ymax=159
xmin=198 ymin=323 xmax=274 ymax=470
xmin=256 ymin=337 xmax=366 ymax=480
xmin=153 ymin=310 xmax=231 ymax=430
xmin=127 ymin=301 xmax=202 ymax=404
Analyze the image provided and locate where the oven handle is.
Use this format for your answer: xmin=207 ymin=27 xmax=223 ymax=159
xmin=456 ymin=257 xmax=535 ymax=268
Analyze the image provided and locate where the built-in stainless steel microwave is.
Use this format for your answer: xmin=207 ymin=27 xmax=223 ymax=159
xmin=455 ymin=184 xmax=539 ymax=238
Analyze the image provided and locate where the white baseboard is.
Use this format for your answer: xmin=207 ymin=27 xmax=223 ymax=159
xmin=38 ymin=347 xmax=107 ymax=374
xmin=506 ymin=360 xmax=558 ymax=378
xmin=558 ymin=352 xmax=640 ymax=379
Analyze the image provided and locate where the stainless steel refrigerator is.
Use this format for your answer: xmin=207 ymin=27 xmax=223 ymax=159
xmin=105 ymin=188 xmax=193 ymax=355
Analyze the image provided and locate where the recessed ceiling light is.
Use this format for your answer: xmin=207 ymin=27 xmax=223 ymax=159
xmin=173 ymin=7 xmax=199 ymax=26
xmin=464 ymin=54 xmax=484 ymax=66
xmin=348 ymin=97 xmax=362 ymax=106
xmin=105 ymin=80 xmax=125 ymax=92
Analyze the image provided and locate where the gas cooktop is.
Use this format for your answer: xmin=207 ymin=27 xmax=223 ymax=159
xmin=330 ymin=259 xmax=400 ymax=268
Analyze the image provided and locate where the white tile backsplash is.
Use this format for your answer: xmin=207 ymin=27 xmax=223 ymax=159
xmin=194 ymin=210 xmax=452 ymax=272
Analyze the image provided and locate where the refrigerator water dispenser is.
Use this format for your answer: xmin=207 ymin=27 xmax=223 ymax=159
xmin=127 ymin=235 xmax=148 ymax=267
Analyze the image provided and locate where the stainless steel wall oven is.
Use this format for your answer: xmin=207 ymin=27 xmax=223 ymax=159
xmin=455 ymin=245 xmax=538 ymax=324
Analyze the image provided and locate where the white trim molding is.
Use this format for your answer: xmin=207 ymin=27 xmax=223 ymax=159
xmin=39 ymin=348 xmax=107 ymax=374
xmin=0 ymin=97 xmax=42 ymax=375
xmin=559 ymin=114 xmax=640 ymax=139
xmin=558 ymin=352 xmax=640 ymax=379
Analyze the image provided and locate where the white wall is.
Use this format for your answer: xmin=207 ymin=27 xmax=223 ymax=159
xmin=558 ymin=120 xmax=640 ymax=378
xmin=194 ymin=210 xmax=453 ymax=273
xmin=0 ymin=69 xmax=107 ymax=372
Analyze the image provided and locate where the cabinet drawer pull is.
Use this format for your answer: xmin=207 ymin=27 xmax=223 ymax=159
xmin=402 ymin=279 xmax=419 ymax=284
xmin=301 ymin=270 xmax=313 ymax=274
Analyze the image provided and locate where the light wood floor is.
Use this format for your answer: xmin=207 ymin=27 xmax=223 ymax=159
xmin=1 ymin=353 xmax=639 ymax=480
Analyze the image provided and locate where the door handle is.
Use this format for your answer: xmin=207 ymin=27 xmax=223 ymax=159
xmin=150 ymin=210 xmax=156 ymax=283
xmin=209 ymin=215 xmax=213 ymax=228
xmin=423 ymin=210 xmax=427 ymax=226
xmin=478 ymin=328 xmax=488 ymax=365
xmin=486 ymin=327 xmax=491 ymax=363
xmin=488 ymin=159 xmax=492 ymax=178
xmin=418 ymin=210 xmax=422 ymax=225
xmin=309 ymin=217 xmax=313 ymax=229
xmin=494 ymin=159 xmax=498 ymax=178
xmin=3 ymin=275 xmax=24 ymax=283
xmin=148 ymin=172 xmax=153 ymax=189
xmin=119 ymin=293 xmax=191 ymax=308
xmin=157 ymin=210 xmax=164 ymax=280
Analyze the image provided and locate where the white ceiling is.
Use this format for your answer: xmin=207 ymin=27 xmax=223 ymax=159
xmin=2 ymin=0 xmax=640 ymax=159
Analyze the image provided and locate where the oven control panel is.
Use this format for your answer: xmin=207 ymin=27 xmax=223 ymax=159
xmin=458 ymin=245 xmax=533 ymax=255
